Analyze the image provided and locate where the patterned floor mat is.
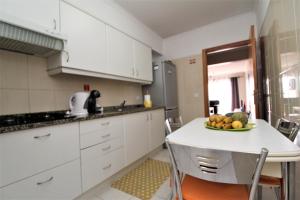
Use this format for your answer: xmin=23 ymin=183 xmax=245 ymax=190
xmin=111 ymin=159 xmax=170 ymax=200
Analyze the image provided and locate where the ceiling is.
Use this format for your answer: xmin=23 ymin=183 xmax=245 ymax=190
xmin=115 ymin=0 xmax=255 ymax=38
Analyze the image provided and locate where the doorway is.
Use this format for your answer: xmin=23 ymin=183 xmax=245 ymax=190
xmin=202 ymin=26 xmax=261 ymax=118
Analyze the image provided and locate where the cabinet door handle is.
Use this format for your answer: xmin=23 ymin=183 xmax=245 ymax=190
xmin=102 ymin=164 xmax=112 ymax=170
xmin=33 ymin=133 xmax=51 ymax=139
xmin=37 ymin=176 xmax=54 ymax=185
xmin=53 ymin=19 xmax=57 ymax=30
xmin=102 ymin=145 xmax=111 ymax=151
xmin=65 ymin=51 xmax=70 ymax=62
xmin=102 ymin=133 xmax=111 ymax=138
xmin=150 ymin=113 xmax=152 ymax=120
xmin=101 ymin=122 xmax=110 ymax=126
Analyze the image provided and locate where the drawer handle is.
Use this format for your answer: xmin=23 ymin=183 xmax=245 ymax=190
xmin=102 ymin=164 xmax=112 ymax=170
xmin=101 ymin=122 xmax=110 ymax=126
xmin=37 ymin=176 xmax=54 ymax=185
xmin=198 ymin=161 xmax=218 ymax=168
xmin=202 ymin=170 xmax=217 ymax=174
xmin=199 ymin=166 xmax=218 ymax=173
xmin=33 ymin=133 xmax=51 ymax=139
xmin=102 ymin=145 xmax=111 ymax=151
xmin=53 ymin=19 xmax=57 ymax=30
xmin=102 ymin=134 xmax=111 ymax=138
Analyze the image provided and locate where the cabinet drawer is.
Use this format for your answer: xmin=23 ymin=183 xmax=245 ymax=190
xmin=100 ymin=148 xmax=125 ymax=181
xmin=0 ymin=159 xmax=81 ymax=200
xmin=0 ymin=123 xmax=80 ymax=188
xmin=81 ymin=147 xmax=124 ymax=192
xmin=80 ymin=117 xmax=123 ymax=149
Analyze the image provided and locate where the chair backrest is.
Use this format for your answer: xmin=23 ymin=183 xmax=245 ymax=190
xmin=276 ymin=118 xmax=300 ymax=141
xmin=165 ymin=119 xmax=172 ymax=135
xmin=165 ymin=116 xmax=183 ymax=134
xmin=166 ymin=139 xmax=268 ymax=200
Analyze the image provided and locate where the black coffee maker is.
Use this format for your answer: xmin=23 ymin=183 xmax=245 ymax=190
xmin=87 ymin=90 xmax=101 ymax=114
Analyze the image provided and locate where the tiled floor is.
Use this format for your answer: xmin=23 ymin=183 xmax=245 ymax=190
xmin=78 ymin=149 xmax=299 ymax=200
xmin=77 ymin=149 xmax=172 ymax=200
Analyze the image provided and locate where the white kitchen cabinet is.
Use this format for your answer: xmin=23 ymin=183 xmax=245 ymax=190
xmin=48 ymin=1 xmax=106 ymax=73
xmin=124 ymin=109 xmax=164 ymax=165
xmin=81 ymin=146 xmax=124 ymax=192
xmin=80 ymin=116 xmax=125 ymax=192
xmin=79 ymin=116 xmax=124 ymax=149
xmin=106 ymin=26 xmax=153 ymax=82
xmin=134 ymin=41 xmax=153 ymax=82
xmin=47 ymin=4 xmax=153 ymax=84
xmin=0 ymin=159 xmax=81 ymax=200
xmin=124 ymin=112 xmax=150 ymax=165
xmin=107 ymin=26 xmax=134 ymax=78
xmin=148 ymin=109 xmax=165 ymax=150
xmin=0 ymin=0 xmax=59 ymax=33
xmin=0 ymin=123 xmax=80 ymax=188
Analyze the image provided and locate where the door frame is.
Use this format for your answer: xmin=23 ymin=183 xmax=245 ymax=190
xmin=202 ymin=25 xmax=259 ymax=118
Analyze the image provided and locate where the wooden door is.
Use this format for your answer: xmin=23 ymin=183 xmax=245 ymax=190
xmin=249 ymin=25 xmax=261 ymax=119
xmin=202 ymin=25 xmax=261 ymax=118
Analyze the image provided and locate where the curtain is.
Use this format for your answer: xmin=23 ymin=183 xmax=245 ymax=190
xmin=231 ymin=77 xmax=240 ymax=111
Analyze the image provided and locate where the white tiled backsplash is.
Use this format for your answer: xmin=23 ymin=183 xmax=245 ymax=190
xmin=0 ymin=50 xmax=143 ymax=115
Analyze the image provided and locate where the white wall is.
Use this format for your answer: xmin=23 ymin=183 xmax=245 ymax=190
xmin=163 ymin=12 xmax=257 ymax=60
xmin=63 ymin=0 xmax=163 ymax=53
xmin=254 ymin=0 xmax=270 ymax=35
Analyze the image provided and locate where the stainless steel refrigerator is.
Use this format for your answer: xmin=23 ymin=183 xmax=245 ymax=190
xmin=143 ymin=61 xmax=179 ymax=119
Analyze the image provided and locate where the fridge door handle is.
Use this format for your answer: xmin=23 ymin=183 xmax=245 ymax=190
xmin=166 ymin=107 xmax=178 ymax=110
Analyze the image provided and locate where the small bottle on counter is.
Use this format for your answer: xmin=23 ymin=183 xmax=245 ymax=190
xmin=144 ymin=93 xmax=152 ymax=108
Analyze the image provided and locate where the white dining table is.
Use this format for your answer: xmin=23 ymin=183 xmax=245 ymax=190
xmin=166 ymin=118 xmax=300 ymax=200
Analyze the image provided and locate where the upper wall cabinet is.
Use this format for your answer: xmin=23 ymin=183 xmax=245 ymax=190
xmin=48 ymin=2 xmax=153 ymax=84
xmin=0 ymin=0 xmax=60 ymax=34
xmin=107 ymin=26 xmax=135 ymax=78
xmin=134 ymin=41 xmax=153 ymax=82
xmin=107 ymin=26 xmax=153 ymax=82
xmin=49 ymin=2 xmax=106 ymax=73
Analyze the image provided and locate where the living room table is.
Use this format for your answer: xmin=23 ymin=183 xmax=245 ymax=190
xmin=166 ymin=118 xmax=300 ymax=200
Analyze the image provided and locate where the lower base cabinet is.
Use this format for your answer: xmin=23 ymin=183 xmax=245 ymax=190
xmin=124 ymin=112 xmax=149 ymax=165
xmin=124 ymin=109 xmax=165 ymax=166
xmin=0 ymin=109 xmax=164 ymax=199
xmin=0 ymin=159 xmax=82 ymax=200
xmin=81 ymin=147 xmax=125 ymax=192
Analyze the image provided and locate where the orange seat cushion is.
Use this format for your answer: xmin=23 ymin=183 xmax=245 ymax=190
xmin=180 ymin=175 xmax=249 ymax=200
xmin=259 ymin=175 xmax=282 ymax=186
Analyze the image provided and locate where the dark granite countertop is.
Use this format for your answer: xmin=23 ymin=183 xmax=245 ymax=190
xmin=0 ymin=105 xmax=165 ymax=134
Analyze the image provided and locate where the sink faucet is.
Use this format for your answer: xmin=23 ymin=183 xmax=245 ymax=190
xmin=118 ymin=100 xmax=126 ymax=111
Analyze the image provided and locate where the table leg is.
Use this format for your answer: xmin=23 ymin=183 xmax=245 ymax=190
xmin=282 ymin=162 xmax=296 ymax=200
xmin=282 ymin=162 xmax=288 ymax=200
xmin=288 ymin=162 xmax=296 ymax=200
xmin=257 ymin=185 xmax=262 ymax=200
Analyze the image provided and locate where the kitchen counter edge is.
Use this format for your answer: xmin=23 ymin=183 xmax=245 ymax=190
xmin=0 ymin=106 xmax=165 ymax=134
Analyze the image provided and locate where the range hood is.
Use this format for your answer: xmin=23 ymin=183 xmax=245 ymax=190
xmin=0 ymin=21 xmax=64 ymax=57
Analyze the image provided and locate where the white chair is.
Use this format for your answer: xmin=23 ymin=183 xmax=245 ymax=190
xmin=165 ymin=116 xmax=183 ymax=134
xmin=166 ymin=138 xmax=268 ymax=200
xmin=259 ymin=118 xmax=300 ymax=200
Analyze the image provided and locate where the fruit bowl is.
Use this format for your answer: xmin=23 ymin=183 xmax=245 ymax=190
xmin=204 ymin=121 xmax=255 ymax=131
xmin=205 ymin=113 xmax=255 ymax=131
